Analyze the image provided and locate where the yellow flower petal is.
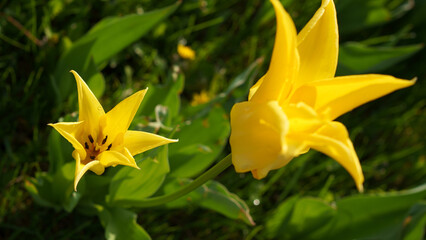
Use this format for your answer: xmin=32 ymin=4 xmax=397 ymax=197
xmin=250 ymin=0 xmax=298 ymax=103
xmin=297 ymin=0 xmax=338 ymax=84
xmin=308 ymin=74 xmax=416 ymax=120
xmin=177 ymin=44 xmax=196 ymax=60
xmin=71 ymin=70 xmax=105 ymax=140
xmin=103 ymin=89 xmax=148 ymax=141
xmin=73 ymin=150 xmax=105 ymax=191
xmin=283 ymin=102 xmax=323 ymax=134
xmin=48 ymin=122 xmax=86 ymax=160
xmin=230 ymin=101 xmax=290 ymax=177
xmin=123 ymin=130 xmax=178 ymax=156
xmin=248 ymin=75 xmax=264 ymax=101
xmin=290 ymin=121 xmax=364 ymax=191
xmin=98 ymin=149 xmax=139 ymax=169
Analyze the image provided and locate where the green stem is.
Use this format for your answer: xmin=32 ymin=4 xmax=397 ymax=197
xmin=117 ymin=154 xmax=232 ymax=208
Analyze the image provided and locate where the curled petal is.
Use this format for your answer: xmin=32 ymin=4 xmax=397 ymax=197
xmin=308 ymin=74 xmax=416 ymax=120
xmin=73 ymin=150 xmax=105 ymax=191
xmin=98 ymin=148 xmax=139 ymax=169
xmin=48 ymin=122 xmax=86 ymax=160
xmin=123 ymin=130 xmax=178 ymax=156
xmin=230 ymin=101 xmax=291 ymax=178
xmin=290 ymin=121 xmax=364 ymax=191
xmin=250 ymin=0 xmax=299 ymax=103
xmin=297 ymin=0 xmax=338 ymax=84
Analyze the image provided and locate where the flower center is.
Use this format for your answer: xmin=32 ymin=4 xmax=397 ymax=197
xmin=82 ymin=134 xmax=112 ymax=164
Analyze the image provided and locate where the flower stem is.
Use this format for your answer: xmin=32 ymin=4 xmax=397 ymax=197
xmin=116 ymin=154 xmax=232 ymax=208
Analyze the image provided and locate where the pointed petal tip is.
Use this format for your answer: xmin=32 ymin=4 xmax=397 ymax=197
xmin=357 ymin=183 xmax=364 ymax=193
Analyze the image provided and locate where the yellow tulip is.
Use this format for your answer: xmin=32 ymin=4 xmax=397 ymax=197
xmin=230 ymin=0 xmax=415 ymax=191
xmin=49 ymin=71 xmax=177 ymax=190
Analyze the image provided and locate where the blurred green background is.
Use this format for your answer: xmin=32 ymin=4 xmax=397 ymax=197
xmin=1 ymin=0 xmax=425 ymax=239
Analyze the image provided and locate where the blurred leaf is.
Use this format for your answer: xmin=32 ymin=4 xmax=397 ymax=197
xmin=53 ymin=3 xmax=179 ymax=101
xmin=25 ymin=162 xmax=83 ymax=212
xmin=138 ymin=73 xmax=184 ymax=124
xmin=265 ymin=184 xmax=426 ymax=239
xmin=337 ymin=42 xmax=422 ymax=75
xmin=336 ymin=0 xmax=391 ymax=35
xmin=401 ymin=202 xmax=426 ymax=240
xmin=108 ymin=146 xmax=169 ymax=204
xmin=47 ymin=129 xmax=71 ymax=174
xmin=183 ymin=58 xmax=263 ymax=119
xmin=169 ymin=105 xmax=230 ymax=178
xmin=86 ymin=57 xmax=105 ymax=99
xmin=97 ymin=206 xmax=151 ymax=240
xmin=164 ymin=178 xmax=254 ymax=226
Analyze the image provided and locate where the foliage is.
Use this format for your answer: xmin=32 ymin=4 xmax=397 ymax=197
xmin=1 ymin=0 xmax=425 ymax=239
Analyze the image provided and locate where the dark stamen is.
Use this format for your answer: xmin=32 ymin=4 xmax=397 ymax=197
xmin=102 ymin=136 xmax=108 ymax=145
xmin=84 ymin=142 xmax=89 ymax=149
xmin=88 ymin=135 xmax=94 ymax=143
xmin=90 ymin=156 xmax=95 ymax=160
xmin=107 ymin=144 xmax=112 ymax=151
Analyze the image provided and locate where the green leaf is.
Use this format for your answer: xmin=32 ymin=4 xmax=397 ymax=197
xmin=97 ymin=206 xmax=151 ymax=240
xmin=47 ymin=129 xmax=71 ymax=174
xmin=53 ymin=3 xmax=179 ymax=101
xmin=25 ymin=161 xmax=84 ymax=212
xmin=163 ymin=178 xmax=254 ymax=225
xmin=265 ymin=184 xmax=426 ymax=239
xmin=169 ymin=105 xmax=230 ymax=178
xmin=183 ymin=58 xmax=262 ymax=119
xmin=336 ymin=0 xmax=391 ymax=35
xmin=402 ymin=202 xmax=426 ymax=240
xmin=108 ymin=146 xmax=170 ymax=204
xmin=137 ymin=73 xmax=184 ymax=125
xmin=337 ymin=42 xmax=423 ymax=75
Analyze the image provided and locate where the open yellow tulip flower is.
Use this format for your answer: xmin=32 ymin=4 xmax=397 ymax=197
xmin=230 ymin=0 xmax=415 ymax=191
xmin=49 ymin=70 xmax=177 ymax=190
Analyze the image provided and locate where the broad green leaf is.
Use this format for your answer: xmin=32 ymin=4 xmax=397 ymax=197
xmin=97 ymin=206 xmax=151 ymax=240
xmin=265 ymin=184 xmax=426 ymax=239
xmin=53 ymin=3 xmax=179 ymax=101
xmin=163 ymin=178 xmax=254 ymax=225
xmin=169 ymin=105 xmax=230 ymax=178
xmin=337 ymin=42 xmax=422 ymax=75
xmin=47 ymin=130 xmax=71 ymax=174
xmin=25 ymin=162 xmax=83 ymax=212
xmin=86 ymin=57 xmax=105 ymax=99
xmin=401 ymin=202 xmax=426 ymax=240
xmin=108 ymin=146 xmax=169 ymax=204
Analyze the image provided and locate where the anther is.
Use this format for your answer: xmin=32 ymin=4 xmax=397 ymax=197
xmin=84 ymin=142 xmax=89 ymax=149
xmin=90 ymin=156 xmax=95 ymax=160
xmin=102 ymin=136 xmax=108 ymax=145
xmin=88 ymin=135 xmax=94 ymax=143
xmin=107 ymin=144 xmax=112 ymax=151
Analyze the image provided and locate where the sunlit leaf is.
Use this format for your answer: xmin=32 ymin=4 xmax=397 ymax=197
xmin=163 ymin=178 xmax=254 ymax=225
xmin=97 ymin=206 xmax=151 ymax=240
xmin=169 ymin=105 xmax=230 ymax=178
xmin=108 ymin=146 xmax=170 ymax=204
xmin=265 ymin=184 xmax=426 ymax=239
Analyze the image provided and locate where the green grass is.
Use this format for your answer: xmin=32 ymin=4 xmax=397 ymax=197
xmin=1 ymin=0 xmax=425 ymax=239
